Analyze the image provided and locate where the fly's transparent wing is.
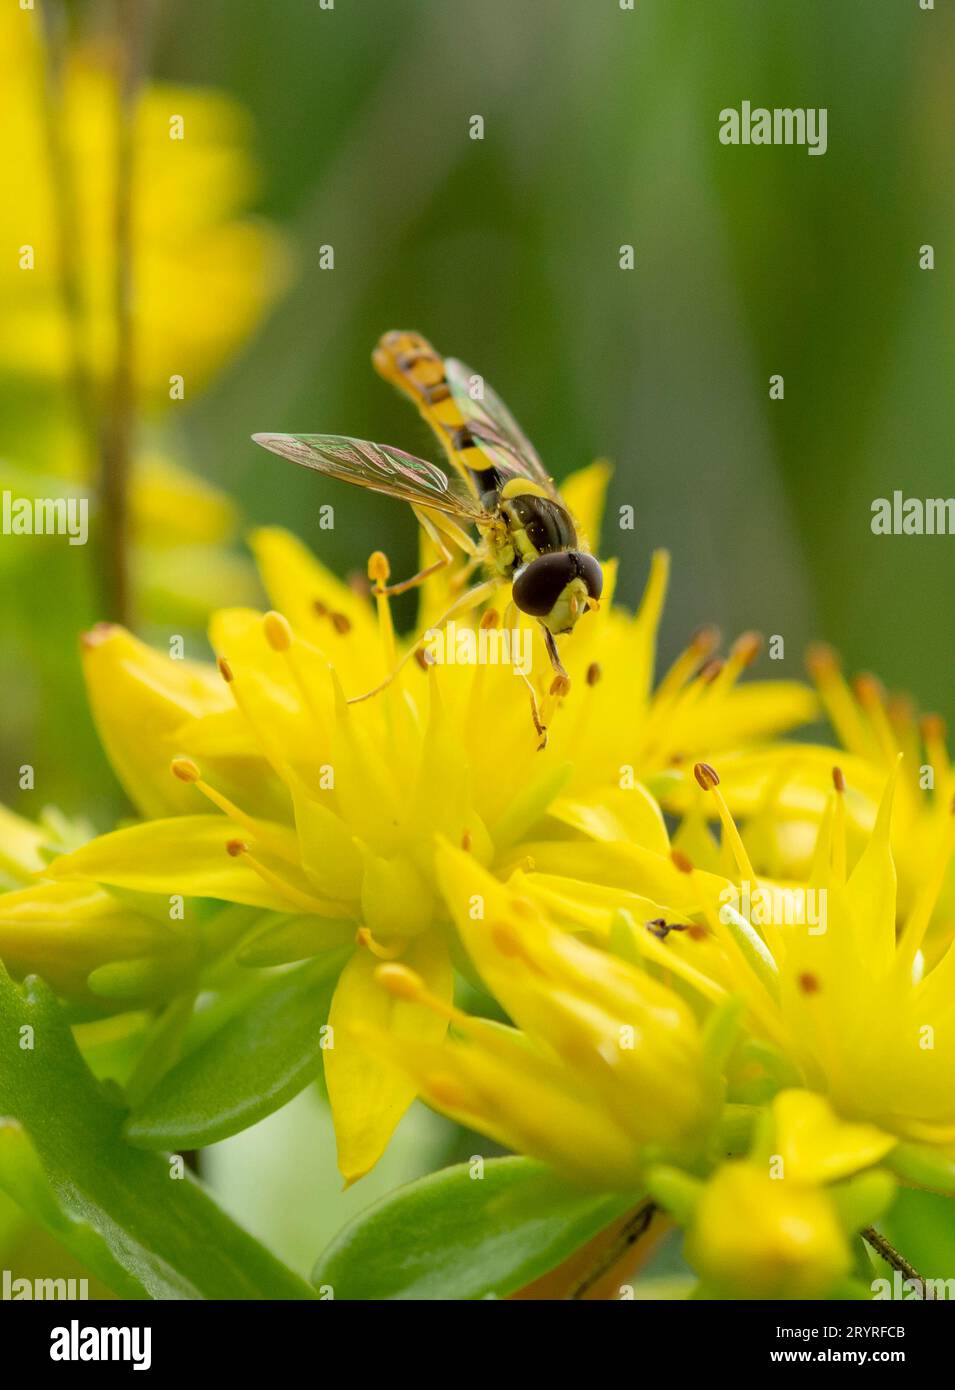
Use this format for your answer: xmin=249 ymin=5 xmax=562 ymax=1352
xmin=252 ymin=433 xmax=490 ymax=521
xmin=444 ymin=358 xmax=558 ymax=497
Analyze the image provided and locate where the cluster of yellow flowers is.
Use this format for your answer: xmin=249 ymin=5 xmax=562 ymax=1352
xmin=2 ymin=461 xmax=953 ymax=1298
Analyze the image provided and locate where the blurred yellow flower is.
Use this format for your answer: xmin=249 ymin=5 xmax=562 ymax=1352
xmin=0 ymin=7 xmax=289 ymax=411
xmin=686 ymin=1161 xmax=852 ymax=1299
xmin=0 ymin=802 xmax=91 ymax=890
xmin=650 ymin=1090 xmax=895 ymax=1298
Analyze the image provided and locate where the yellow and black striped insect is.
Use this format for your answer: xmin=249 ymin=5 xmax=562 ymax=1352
xmin=253 ymin=330 xmax=603 ymax=696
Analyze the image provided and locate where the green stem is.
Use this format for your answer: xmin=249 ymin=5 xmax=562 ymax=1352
xmin=99 ymin=0 xmax=149 ymax=626
xmin=861 ymin=1227 xmax=925 ymax=1287
xmin=38 ymin=1 xmax=99 ymax=468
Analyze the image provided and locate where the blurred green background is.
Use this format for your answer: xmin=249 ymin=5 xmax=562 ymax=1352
xmin=3 ymin=0 xmax=953 ymax=823
xmin=1 ymin=0 xmax=953 ymax=1296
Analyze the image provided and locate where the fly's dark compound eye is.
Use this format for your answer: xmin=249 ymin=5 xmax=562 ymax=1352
xmin=512 ymin=550 xmax=602 ymax=618
xmin=511 ymin=551 xmax=604 ymax=618
xmin=512 ymin=552 xmax=578 ymax=617
xmin=576 ymin=551 xmax=603 ymax=601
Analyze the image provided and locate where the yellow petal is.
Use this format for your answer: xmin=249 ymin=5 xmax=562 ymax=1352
xmin=356 ymin=1022 xmax=645 ymax=1190
xmin=434 ymin=841 xmax=708 ymax=1145
xmin=501 ymin=839 xmax=699 ymax=915
xmin=629 ymin=550 xmax=669 ymax=706
xmin=687 ymin=1160 xmax=850 ymax=1298
xmin=685 ymin=682 xmax=819 ymax=747
xmin=770 ymin=1089 xmax=896 ymax=1185
xmin=81 ymin=625 xmax=231 ymax=818
xmin=559 ymin=459 xmax=612 ymax=555
xmin=845 ymin=762 xmax=899 ymax=978
xmin=0 ymin=804 xmax=50 ymax=884
xmin=325 ymin=932 xmax=453 ymax=1184
xmin=551 ymin=783 xmax=669 ymax=855
xmin=132 ymin=454 xmax=237 ymax=548
xmin=41 ymin=815 xmax=338 ymax=915
xmin=291 ymin=780 xmax=363 ymax=903
xmin=360 ymin=849 xmax=434 ymax=942
xmin=0 ymin=880 xmax=192 ymax=1000
xmin=249 ymin=527 xmax=379 ymax=670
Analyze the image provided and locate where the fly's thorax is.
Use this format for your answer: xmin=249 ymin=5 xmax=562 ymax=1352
xmin=497 ymin=480 xmax=578 ymax=568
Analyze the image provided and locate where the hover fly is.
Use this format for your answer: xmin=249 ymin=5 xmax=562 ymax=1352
xmin=253 ymin=330 xmax=603 ymax=707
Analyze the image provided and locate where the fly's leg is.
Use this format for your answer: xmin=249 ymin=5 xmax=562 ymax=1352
xmin=448 ymin=551 xmax=485 ymax=593
xmin=517 ymin=670 xmax=548 ymax=751
xmin=541 ymin=625 xmax=571 ymax=692
xmin=523 ymin=625 xmax=572 ymax=751
xmin=371 ymin=507 xmax=478 ymax=598
xmin=347 ymin=577 xmax=500 ymax=704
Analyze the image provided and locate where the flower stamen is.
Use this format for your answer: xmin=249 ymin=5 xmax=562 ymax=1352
xmin=854 ymin=673 xmax=898 ymax=763
xmin=693 ymin=761 xmax=786 ymax=964
xmin=225 ymin=839 xmax=344 ymax=915
xmin=261 ymin=611 xmax=329 ymax=730
xmin=356 ymin=926 xmax=405 ymax=960
xmin=170 ymin=757 xmax=299 ymax=864
xmin=806 ymin=643 xmax=873 ymax=757
xmin=652 ymin=625 xmax=720 ymax=709
xmin=831 ymin=765 xmax=847 ymax=883
xmin=368 ymin=551 xmax=396 ymax=669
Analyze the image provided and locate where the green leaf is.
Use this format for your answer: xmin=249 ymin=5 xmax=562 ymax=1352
xmin=124 ymin=993 xmax=197 ymax=1108
xmin=0 ymin=964 xmax=314 ymax=1299
xmin=236 ymin=914 xmax=354 ymax=967
xmin=125 ymin=951 xmax=347 ymax=1149
xmin=0 ymin=1119 xmax=147 ymax=1298
xmin=312 ymin=1155 xmax=637 ymax=1299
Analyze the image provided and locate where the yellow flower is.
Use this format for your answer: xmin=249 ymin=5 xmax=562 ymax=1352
xmin=639 ymin=759 xmax=955 ymax=1152
xmin=686 ymin=1162 xmax=851 ymax=1299
xmin=668 ymin=645 xmax=955 ymax=957
xmin=654 ymin=1090 xmax=895 ymax=1298
xmin=12 ymin=453 xmax=813 ymax=1182
xmin=0 ymin=8 xmax=289 ymax=406
xmin=0 ymin=802 xmax=91 ymax=890
xmin=806 ymin=647 xmax=955 ymax=948
xmin=766 ymin=1089 xmax=896 ymax=1186
xmin=79 ymin=622 xmax=237 ymax=821
xmin=356 ymin=843 xmax=716 ymax=1190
